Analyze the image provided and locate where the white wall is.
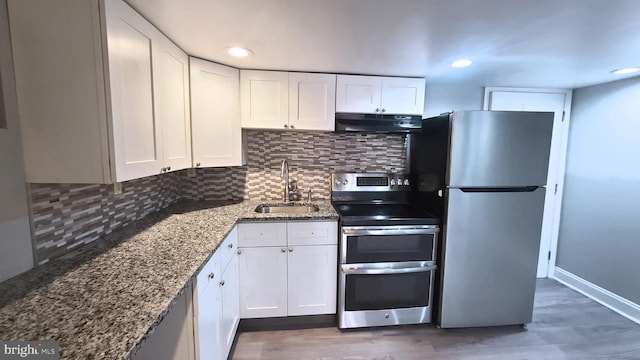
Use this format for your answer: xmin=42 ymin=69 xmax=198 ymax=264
xmin=0 ymin=0 xmax=34 ymax=282
xmin=424 ymin=84 xmax=485 ymax=117
xmin=556 ymin=76 xmax=640 ymax=304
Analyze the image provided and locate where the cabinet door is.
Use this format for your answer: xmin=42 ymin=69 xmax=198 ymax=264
xmin=240 ymin=70 xmax=289 ymax=129
xmin=153 ymin=36 xmax=192 ymax=172
xmin=335 ymin=75 xmax=381 ymax=114
xmin=219 ymin=254 xmax=240 ymax=359
xmin=238 ymin=246 xmax=287 ymax=318
xmin=380 ymin=77 xmax=425 ymax=115
xmin=195 ymin=252 xmax=221 ymax=360
xmin=288 ymin=73 xmax=336 ymax=131
xmin=287 ymin=245 xmax=338 ymax=316
xmin=104 ymin=0 xmax=163 ymax=181
xmin=190 ymin=58 xmax=243 ymax=167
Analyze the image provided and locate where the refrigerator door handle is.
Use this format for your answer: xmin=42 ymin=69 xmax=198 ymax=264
xmin=458 ymin=186 xmax=539 ymax=193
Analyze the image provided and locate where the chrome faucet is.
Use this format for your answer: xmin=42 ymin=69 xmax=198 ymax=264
xmin=281 ymin=159 xmax=290 ymax=202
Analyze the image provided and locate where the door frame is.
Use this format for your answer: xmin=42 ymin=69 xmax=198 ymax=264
xmin=483 ymin=87 xmax=573 ymax=278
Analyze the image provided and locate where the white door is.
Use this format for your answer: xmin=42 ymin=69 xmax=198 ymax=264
xmin=104 ymin=0 xmax=163 ymax=181
xmin=219 ymin=254 xmax=239 ymax=359
xmin=288 ymin=73 xmax=336 ymax=131
xmin=484 ymin=88 xmax=572 ymax=278
xmin=336 ymin=75 xmax=382 ymax=113
xmin=287 ymin=245 xmax=337 ymax=316
xmin=153 ymin=37 xmax=192 ymax=172
xmin=240 ymin=70 xmax=289 ymax=129
xmin=238 ymin=246 xmax=287 ymax=318
xmin=190 ymin=58 xmax=243 ymax=167
xmin=380 ymin=77 xmax=425 ymax=115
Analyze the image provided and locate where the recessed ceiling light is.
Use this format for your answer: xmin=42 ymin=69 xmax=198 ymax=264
xmin=611 ymin=67 xmax=639 ymax=75
xmin=227 ymin=47 xmax=253 ymax=58
xmin=451 ymin=59 xmax=472 ymax=68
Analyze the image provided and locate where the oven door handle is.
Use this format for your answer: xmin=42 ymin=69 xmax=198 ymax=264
xmin=342 ymin=227 xmax=439 ymax=236
xmin=341 ymin=265 xmax=437 ymax=275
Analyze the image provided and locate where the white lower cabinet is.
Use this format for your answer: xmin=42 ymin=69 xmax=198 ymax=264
xmin=195 ymin=226 xmax=239 ymax=360
xmin=237 ymin=221 xmax=338 ymax=319
xmin=132 ymin=283 xmax=196 ymax=360
xmin=237 ymin=246 xmax=288 ymax=318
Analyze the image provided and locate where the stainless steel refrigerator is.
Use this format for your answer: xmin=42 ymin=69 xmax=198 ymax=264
xmin=408 ymin=110 xmax=553 ymax=328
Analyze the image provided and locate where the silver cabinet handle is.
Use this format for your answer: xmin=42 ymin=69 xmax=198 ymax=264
xmin=381 ymin=108 xmax=386 ymax=113
xmin=290 ymin=124 xmax=295 ymax=129
xmin=219 ymin=280 xmax=225 ymax=286
xmin=228 ymin=243 xmax=234 ymax=248
xmin=237 ymin=249 xmax=242 ymax=255
xmin=196 ymin=162 xmax=201 ymax=167
xmin=288 ymin=247 xmax=293 ymax=252
xmin=281 ymin=248 xmax=286 ymax=253
xmin=284 ymin=124 xmax=288 ymax=128
xmin=208 ymin=273 xmax=215 ymax=279
xmin=167 ymin=166 xmax=171 ymax=171
xmin=375 ymin=108 xmax=380 ymax=113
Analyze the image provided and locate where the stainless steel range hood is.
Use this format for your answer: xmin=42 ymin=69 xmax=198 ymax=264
xmin=335 ymin=113 xmax=422 ymax=133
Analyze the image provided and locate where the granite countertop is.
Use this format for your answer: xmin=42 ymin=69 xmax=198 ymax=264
xmin=0 ymin=199 xmax=338 ymax=359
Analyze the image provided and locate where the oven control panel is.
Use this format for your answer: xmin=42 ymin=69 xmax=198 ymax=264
xmin=332 ymin=173 xmax=411 ymax=192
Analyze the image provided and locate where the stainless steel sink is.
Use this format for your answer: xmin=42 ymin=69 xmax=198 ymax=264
xmin=254 ymin=203 xmax=320 ymax=214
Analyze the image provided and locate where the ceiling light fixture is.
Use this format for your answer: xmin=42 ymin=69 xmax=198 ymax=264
xmin=227 ymin=47 xmax=253 ymax=58
xmin=451 ymin=59 xmax=472 ymax=68
xmin=611 ymin=67 xmax=639 ymax=75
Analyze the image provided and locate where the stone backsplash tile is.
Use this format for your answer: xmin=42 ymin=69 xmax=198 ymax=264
xmin=29 ymin=172 xmax=182 ymax=265
xmin=183 ymin=130 xmax=407 ymax=201
xmin=28 ymin=130 xmax=406 ymax=264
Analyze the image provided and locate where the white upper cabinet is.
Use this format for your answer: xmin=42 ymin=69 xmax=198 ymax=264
xmin=190 ymin=58 xmax=243 ymax=167
xmin=336 ymin=75 xmax=425 ymax=115
xmin=241 ymin=70 xmax=336 ymax=131
xmin=241 ymin=70 xmax=289 ymax=130
xmin=153 ymin=36 xmax=192 ymax=173
xmin=105 ymin=0 xmax=163 ymax=181
xmin=288 ymin=73 xmax=336 ymax=131
xmin=8 ymin=0 xmax=191 ymax=183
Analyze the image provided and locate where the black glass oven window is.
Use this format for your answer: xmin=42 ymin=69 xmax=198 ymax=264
xmin=344 ymin=271 xmax=431 ymax=311
xmin=346 ymin=234 xmax=434 ymax=263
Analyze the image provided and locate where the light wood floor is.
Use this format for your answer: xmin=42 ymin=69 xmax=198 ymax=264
xmin=231 ymin=279 xmax=640 ymax=359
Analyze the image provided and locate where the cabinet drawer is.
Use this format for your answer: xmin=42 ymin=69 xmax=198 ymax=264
xmin=219 ymin=226 xmax=238 ymax=268
xmin=287 ymin=221 xmax=338 ymax=246
xmin=238 ymin=222 xmax=287 ymax=247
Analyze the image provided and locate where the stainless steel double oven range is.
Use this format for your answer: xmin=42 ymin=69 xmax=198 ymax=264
xmin=331 ymin=173 xmax=440 ymax=329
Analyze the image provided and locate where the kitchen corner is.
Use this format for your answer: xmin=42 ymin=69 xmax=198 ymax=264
xmin=0 ymin=199 xmax=338 ymax=359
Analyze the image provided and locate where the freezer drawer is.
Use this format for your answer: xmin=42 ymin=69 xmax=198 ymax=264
xmin=448 ymin=111 xmax=553 ymax=187
xmin=439 ymin=187 xmax=545 ymax=328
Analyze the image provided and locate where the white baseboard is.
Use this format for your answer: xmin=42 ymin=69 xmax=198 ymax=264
xmin=553 ymin=267 xmax=640 ymax=325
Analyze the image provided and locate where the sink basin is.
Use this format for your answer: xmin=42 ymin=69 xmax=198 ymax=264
xmin=254 ymin=203 xmax=320 ymax=214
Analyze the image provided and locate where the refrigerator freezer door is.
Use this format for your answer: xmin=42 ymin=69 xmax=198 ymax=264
xmin=438 ymin=187 xmax=545 ymax=328
xmin=448 ymin=111 xmax=553 ymax=187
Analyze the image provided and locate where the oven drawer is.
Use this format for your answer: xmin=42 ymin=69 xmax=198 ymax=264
xmin=338 ymin=263 xmax=436 ymax=328
xmin=341 ymin=226 xmax=438 ymax=264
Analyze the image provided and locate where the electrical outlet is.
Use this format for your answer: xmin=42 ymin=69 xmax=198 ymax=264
xmin=113 ymin=182 xmax=123 ymax=194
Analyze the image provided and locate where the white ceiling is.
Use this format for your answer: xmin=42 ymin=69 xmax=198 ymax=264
xmin=125 ymin=0 xmax=640 ymax=89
